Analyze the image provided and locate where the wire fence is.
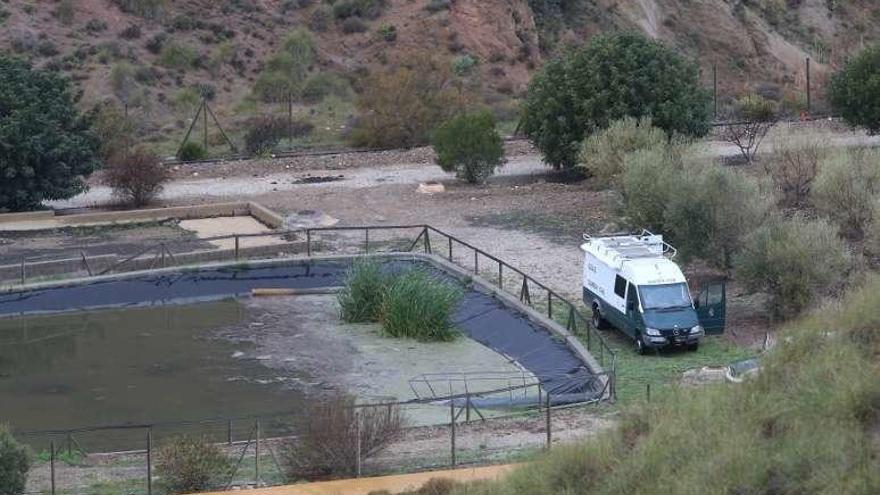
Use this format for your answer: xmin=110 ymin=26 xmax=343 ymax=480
xmin=15 ymin=376 xmax=611 ymax=495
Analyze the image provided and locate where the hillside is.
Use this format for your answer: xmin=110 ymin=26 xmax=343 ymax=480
xmin=1 ymin=0 xmax=879 ymax=155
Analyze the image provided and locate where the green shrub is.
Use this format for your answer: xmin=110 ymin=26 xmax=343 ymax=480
xmin=522 ymin=32 xmax=711 ymax=169
xmin=350 ymin=55 xmax=472 ymax=148
xmin=578 ymin=117 xmax=665 ymax=185
xmin=89 ymin=101 xmax=136 ymax=161
xmin=0 ymin=57 xmax=99 ymax=211
xmin=111 ymin=0 xmax=167 ymax=18
xmin=145 ymin=32 xmax=168 ymax=54
xmin=253 ymin=29 xmax=315 ymax=102
xmin=829 ymin=43 xmax=880 ymax=133
xmin=664 ymin=163 xmax=773 ymax=268
xmin=432 ymin=111 xmax=504 ymax=184
xmin=338 ymin=259 xmax=387 ymax=323
xmin=332 ymin=0 xmax=387 ymax=20
xmin=811 ymin=148 xmax=880 ymax=239
xmin=735 ymin=215 xmax=849 ymax=318
xmin=377 ymin=23 xmax=397 ymax=42
xmin=243 ymin=115 xmax=288 ymax=155
xmin=301 ymin=72 xmax=351 ymax=104
xmin=0 ymin=425 xmax=31 ymax=495
xmin=159 ymin=41 xmax=198 ymax=69
xmin=341 ymin=17 xmax=368 ymax=34
xmin=54 ymin=0 xmax=75 ymax=25
xmin=177 ymin=142 xmax=207 ymax=161
xmin=381 ymin=269 xmax=462 ymax=342
xmin=451 ymin=54 xmax=478 ymax=76
xmin=620 ymin=142 xmax=689 ymax=232
xmin=155 ymin=435 xmax=231 ymax=494
xmin=309 ymin=5 xmax=333 ymax=32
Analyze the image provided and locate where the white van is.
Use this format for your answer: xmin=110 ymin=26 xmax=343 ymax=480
xmin=581 ymin=231 xmax=725 ymax=354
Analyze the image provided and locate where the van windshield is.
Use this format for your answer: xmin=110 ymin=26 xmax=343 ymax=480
xmin=639 ymin=283 xmax=692 ymax=310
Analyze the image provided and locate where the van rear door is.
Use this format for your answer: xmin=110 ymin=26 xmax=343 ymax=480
xmin=696 ymin=281 xmax=726 ymax=335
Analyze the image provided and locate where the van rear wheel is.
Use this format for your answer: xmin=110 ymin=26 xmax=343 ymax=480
xmin=591 ymin=305 xmax=609 ymax=330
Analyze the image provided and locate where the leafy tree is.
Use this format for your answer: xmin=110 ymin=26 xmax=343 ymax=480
xmin=829 ymin=44 xmax=880 ymax=133
xmin=350 ymin=55 xmax=473 ymax=148
xmin=0 ymin=57 xmax=99 ymax=211
xmin=432 ymin=112 xmax=504 ymax=183
xmin=522 ymin=33 xmax=711 ymax=169
xmin=0 ymin=425 xmax=31 ymax=495
xmin=253 ymin=29 xmax=315 ymax=103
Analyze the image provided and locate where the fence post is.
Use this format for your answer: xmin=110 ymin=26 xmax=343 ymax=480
xmin=806 ymin=57 xmax=812 ymax=114
xmin=424 ymin=228 xmax=432 ymax=254
xmin=713 ymin=64 xmax=718 ymax=119
xmin=20 ymin=257 xmax=25 ymax=285
xmin=66 ymin=433 xmax=72 ymax=457
xmin=473 ymin=250 xmax=478 ymax=274
xmin=646 ymin=383 xmax=651 ymax=402
xmin=448 ymin=237 xmax=453 ymax=261
xmin=306 ymin=230 xmax=312 ymax=257
xmin=364 ymin=228 xmax=370 ymax=254
xmin=255 ymin=420 xmax=261 ymax=487
xmin=147 ymin=427 xmax=153 ymax=495
xmin=498 ymin=263 xmax=503 ymax=289
xmin=450 ymin=399 xmax=456 ymax=467
xmin=356 ymin=410 xmax=362 ymax=478
xmin=546 ymin=392 xmax=552 ymax=450
xmin=227 ymin=420 xmax=233 ymax=445
xmin=50 ymin=440 xmax=56 ymax=495
xmin=234 ymin=235 xmax=240 ymax=261
xmin=547 ymin=292 xmax=553 ymax=319
xmin=465 ymin=394 xmax=471 ymax=423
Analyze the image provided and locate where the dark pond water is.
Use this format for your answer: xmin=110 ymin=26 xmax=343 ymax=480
xmin=0 ymin=300 xmax=306 ymax=449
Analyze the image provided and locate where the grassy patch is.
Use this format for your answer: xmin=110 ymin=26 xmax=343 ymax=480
xmin=338 ymin=258 xmax=386 ymax=322
xmin=381 ymin=269 xmax=462 ymax=342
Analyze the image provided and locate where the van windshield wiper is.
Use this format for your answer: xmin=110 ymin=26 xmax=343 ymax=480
xmin=650 ymin=305 xmax=691 ymax=312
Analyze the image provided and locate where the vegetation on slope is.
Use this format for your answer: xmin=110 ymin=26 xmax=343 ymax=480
xmin=453 ymin=275 xmax=880 ymax=495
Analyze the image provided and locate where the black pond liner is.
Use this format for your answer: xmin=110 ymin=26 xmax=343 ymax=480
xmin=0 ymin=259 xmax=602 ymax=403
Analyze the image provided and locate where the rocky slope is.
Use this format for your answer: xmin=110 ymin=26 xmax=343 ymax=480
xmin=0 ymin=0 xmax=877 ymax=150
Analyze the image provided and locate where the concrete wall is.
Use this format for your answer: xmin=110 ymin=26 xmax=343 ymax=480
xmin=0 ymin=202 xmax=282 ymax=229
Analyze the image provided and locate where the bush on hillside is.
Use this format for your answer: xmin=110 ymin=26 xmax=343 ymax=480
xmin=350 ymin=55 xmax=473 ymax=148
xmin=763 ymin=129 xmax=828 ymax=208
xmin=811 ymin=148 xmax=880 ymax=239
xmin=0 ymin=426 xmax=31 ymax=495
xmin=111 ymin=0 xmax=166 ymax=19
xmin=735 ymin=215 xmax=849 ymax=318
xmin=104 ymin=148 xmax=170 ymax=207
xmin=332 ymin=0 xmax=387 ymax=20
xmin=155 ymin=435 xmax=231 ymax=495
xmin=0 ymin=57 xmax=99 ymax=211
xmin=457 ymin=274 xmax=880 ymax=495
xmin=281 ymin=394 xmax=403 ymax=480
xmin=177 ymin=141 xmax=207 ymax=161
xmin=243 ymin=115 xmax=288 ymax=155
xmin=341 ymin=17 xmax=368 ymax=34
xmin=338 ymin=259 xmax=387 ymax=323
xmin=522 ymin=33 xmax=711 ymax=169
xmin=253 ymin=29 xmax=315 ymax=102
xmin=89 ymin=101 xmax=137 ymax=161
xmin=620 ymin=142 xmax=689 ymax=232
xmin=159 ymin=41 xmax=198 ymax=70
xmin=578 ymin=117 xmax=665 ymax=185
xmin=381 ymin=269 xmax=462 ymax=341
xmin=829 ymin=43 xmax=880 ymax=133
xmin=432 ymin=112 xmax=505 ymax=184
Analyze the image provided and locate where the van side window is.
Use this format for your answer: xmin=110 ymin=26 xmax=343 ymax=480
xmin=614 ymin=275 xmax=627 ymax=298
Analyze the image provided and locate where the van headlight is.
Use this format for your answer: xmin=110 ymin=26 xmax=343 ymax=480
xmin=690 ymin=325 xmax=704 ymax=335
xmin=645 ymin=327 xmax=661 ymax=336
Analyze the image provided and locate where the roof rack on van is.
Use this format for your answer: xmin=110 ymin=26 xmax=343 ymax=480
xmin=582 ymin=229 xmax=678 ymax=259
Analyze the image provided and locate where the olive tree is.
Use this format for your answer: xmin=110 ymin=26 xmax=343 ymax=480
xmin=0 ymin=425 xmax=30 ymax=495
xmin=522 ymin=33 xmax=711 ymax=169
xmin=0 ymin=56 xmax=99 ymax=211
xmin=829 ymin=44 xmax=880 ymax=133
xmin=432 ymin=111 xmax=504 ymax=183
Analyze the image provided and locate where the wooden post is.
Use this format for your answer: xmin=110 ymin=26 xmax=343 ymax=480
xmin=545 ymin=392 xmax=552 ymax=449
xmin=448 ymin=237 xmax=453 ymax=261
xmin=547 ymin=292 xmax=553 ymax=319
xmin=713 ymin=64 xmax=718 ymax=119
xmin=50 ymin=440 xmax=56 ymax=495
xmin=234 ymin=235 xmax=240 ymax=261
xmin=227 ymin=420 xmax=233 ymax=445
xmin=288 ymin=91 xmax=294 ymax=147
xmin=306 ymin=230 xmax=312 ymax=256
xmin=147 ymin=427 xmax=153 ymax=495
xmin=356 ymin=411 xmax=362 ymax=478
xmin=20 ymin=257 xmax=25 ymax=285
xmin=203 ymin=100 xmax=209 ymax=151
xmin=806 ymin=57 xmax=812 ymax=114
xmin=255 ymin=421 xmax=261 ymax=486
xmin=473 ymin=250 xmax=478 ymax=274
xmin=450 ymin=399 xmax=456 ymax=467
